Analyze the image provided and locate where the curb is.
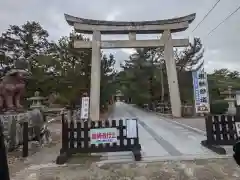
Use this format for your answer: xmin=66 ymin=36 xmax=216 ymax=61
xmin=134 ymin=106 xmax=206 ymax=136
xmin=158 ymin=115 xmax=206 ymax=136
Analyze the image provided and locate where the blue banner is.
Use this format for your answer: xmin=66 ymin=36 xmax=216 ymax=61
xmin=192 ymin=65 xmax=210 ymax=113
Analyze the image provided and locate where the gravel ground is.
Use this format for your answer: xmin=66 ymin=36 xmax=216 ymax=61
xmin=11 ymin=157 xmax=240 ymax=180
xmin=9 ymin=109 xmax=113 ymax=179
xmin=8 ymin=121 xmax=62 ymax=177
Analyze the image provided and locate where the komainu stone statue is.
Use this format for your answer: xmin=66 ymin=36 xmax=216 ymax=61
xmin=0 ymin=68 xmax=29 ymax=112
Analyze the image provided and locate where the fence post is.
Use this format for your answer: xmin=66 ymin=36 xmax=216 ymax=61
xmin=22 ymin=121 xmax=28 ymax=157
xmin=56 ymin=113 xmax=69 ymax=164
xmin=60 ymin=113 xmax=68 ymax=154
xmin=201 ymin=115 xmax=226 ymax=155
xmin=0 ymin=121 xmax=10 ymax=180
xmin=8 ymin=115 xmax=17 ymax=151
xmin=135 ymin=118 xmax=140 ymax=148
xmin=205 ymin=115 xmax=214 ymax=144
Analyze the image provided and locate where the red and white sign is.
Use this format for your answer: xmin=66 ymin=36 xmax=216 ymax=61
xmin=90 ymin=128 xmax=118 ymax=144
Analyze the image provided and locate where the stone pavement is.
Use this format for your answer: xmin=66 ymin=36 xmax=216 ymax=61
xmin=102 ymin=102 xmax=226 ymax=164
xmin=166 ymin=117 xmax=206 ymax=132
xmin=153 ymin=115 xmax=206 ymax=136
xmin=140 ymin=107 xmax=234 ymax=156
xmin=134 ymin=105 xmax=206 ymax=133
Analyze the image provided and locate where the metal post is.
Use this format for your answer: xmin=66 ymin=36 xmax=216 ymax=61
xmin=0 ymin=121 xmax=10 ymax=180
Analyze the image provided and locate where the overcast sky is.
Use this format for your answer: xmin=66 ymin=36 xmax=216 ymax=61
xmin=0 ymin=0 xmax=239 ymax=72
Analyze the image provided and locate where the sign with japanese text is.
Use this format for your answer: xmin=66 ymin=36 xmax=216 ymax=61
xmin=90 ymin=128 xmax=118 ymax=145
xmin=80 ymin=97 xmax=89 ymax=119
xmin=192 ymin=65 xmax=210 ymax=113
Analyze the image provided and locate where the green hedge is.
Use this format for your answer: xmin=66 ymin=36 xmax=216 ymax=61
xmin=210 ymin=101 xmax=228 ymax=114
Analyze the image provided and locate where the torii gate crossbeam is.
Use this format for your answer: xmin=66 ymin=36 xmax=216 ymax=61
xmin=64 ymin=13 xmax=196 ymax=120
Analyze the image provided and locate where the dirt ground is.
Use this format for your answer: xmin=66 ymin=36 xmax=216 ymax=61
xmin=11 ymin=157 xmax=240 ymax=180
xmin=8 ymin=108 xmax=113 ymax=179
xmin=8 ymin=121 xmax=62 ymax=177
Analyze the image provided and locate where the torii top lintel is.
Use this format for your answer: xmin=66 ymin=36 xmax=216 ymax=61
xmin=64 ymin=13 xmax=196 ymax=34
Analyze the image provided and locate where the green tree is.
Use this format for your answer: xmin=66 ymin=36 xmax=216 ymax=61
xmin=212 ymin=68 xmax=230 ymax=77
xmin=117 ymin=37 xmax=205 ymax=106
xmin=227 ymin=71 xmax=239 ymax=79
xmin=51 ymin=32 xmax=92 ymax=104
xmin=100 ymin=54 xmax=117 ymax=110
xmin=175 ymin=37 xmax=204 ymax=71
xmin=0 ymin=21 xmax=54 ymax=97
xmin=1 ymin=21 xmax=51 ymax=67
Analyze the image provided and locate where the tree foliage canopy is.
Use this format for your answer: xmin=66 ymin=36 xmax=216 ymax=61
xmin=0 ymin=21 xmax=117 ymax=110
xmin=116 ymin=37 xmax=240 ymax=106
xmin=1 ymin=21 xmax=239 ymax=110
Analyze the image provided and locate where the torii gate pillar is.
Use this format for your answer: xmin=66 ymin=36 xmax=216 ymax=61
xmin=163 ymin=30 xmax=181 ymax=117
xmin=90 ymin=31 xmax=101 ymax=121
xmin=64 ymin=13 xmax=196 ymax=119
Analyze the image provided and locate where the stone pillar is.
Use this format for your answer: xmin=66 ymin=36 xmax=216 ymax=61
xmin=90 ymin=31 xmax=101 ymax=121
xmin=163 ymin=30 xmax=181 ymax=117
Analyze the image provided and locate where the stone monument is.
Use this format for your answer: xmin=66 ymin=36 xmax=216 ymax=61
xmin=0 ymin=60 xmax=31 ymax=150
xmin=0 ymin=69 xmax=29 ymax=112
xmin=64 ymin=13 xmax=196 ymax=119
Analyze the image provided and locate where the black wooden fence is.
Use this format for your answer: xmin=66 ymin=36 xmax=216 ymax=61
xmin=56 ymin=114 xmax=142 ymax=164
xmin=201 ymin=115 xmax=239 ymax=154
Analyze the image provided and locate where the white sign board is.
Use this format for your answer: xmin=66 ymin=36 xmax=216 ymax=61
xmin=236 ymin=91 xmax=240 ymax=106
xmin=126 ymin=119 xmax=137 ymax=138
xmin=80 ymin=97 xmax=89 ymax=119
xmin=90 ymin=128 xmax=118 ymax=144
xmin=236 ymin=122 xmax=240 ymax=137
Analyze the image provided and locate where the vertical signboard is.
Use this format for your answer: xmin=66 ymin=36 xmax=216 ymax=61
xmin=126 ymin=119 xmax=138 ymax=138
xmin=192 ymin=65 xmax=210 ymax=113
xmin=80 ymin=97 xmax=89 ymax=119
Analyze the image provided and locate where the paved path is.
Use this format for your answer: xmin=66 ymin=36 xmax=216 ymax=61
xmin=100 ymin=102 xmax=227 ymax=163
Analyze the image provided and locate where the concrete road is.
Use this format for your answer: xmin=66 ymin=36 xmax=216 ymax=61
xmin=100 ymin=102 xmax=227 ymax=163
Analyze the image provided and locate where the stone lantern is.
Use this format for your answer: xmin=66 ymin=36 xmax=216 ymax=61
xmin=220 ymin=86 xmax=236 ymax=115
xmin=27 ymin=91 xmax=47 ymax=110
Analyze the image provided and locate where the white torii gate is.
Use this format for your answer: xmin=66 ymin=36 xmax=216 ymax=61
xmin=65 ymin=13 xmax=196 ymax=120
